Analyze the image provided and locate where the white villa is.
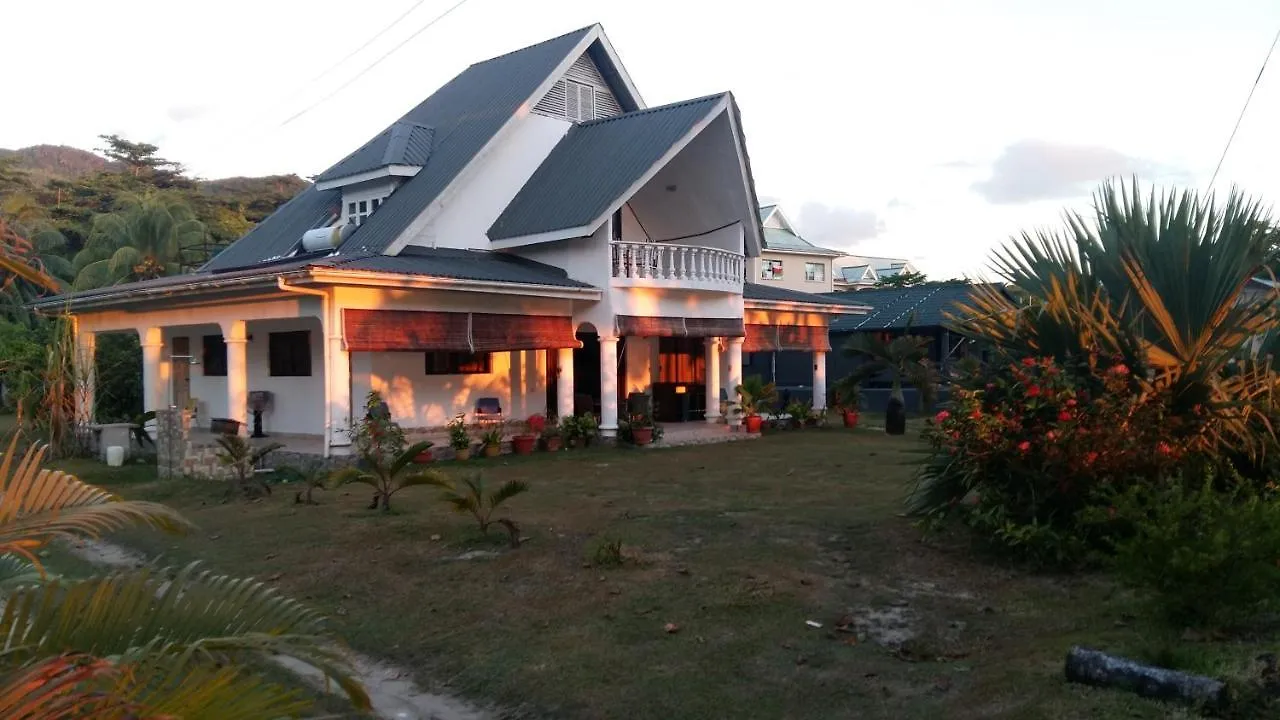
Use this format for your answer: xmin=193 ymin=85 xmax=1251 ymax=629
xmin=750 ymin=204 xmax=843 ymax=294
xmin=37 ymin=24 xmax=864 ymax=457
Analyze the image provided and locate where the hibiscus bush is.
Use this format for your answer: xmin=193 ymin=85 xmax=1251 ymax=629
xmin=911 ymin=356 xmax=1194 ymax=567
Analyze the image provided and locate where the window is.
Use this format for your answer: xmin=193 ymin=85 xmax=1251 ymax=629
xmin=425 ymin=351 xmax=491 ymax=375
xmin=202 ymin=335 xmax=227 ymax=376
xmin=346 ymin=195 xmax=389 ymax=225
xmin=761 ymin=259 xmax=783 ymax=280
xmin=805 ymin=262 xmax=825 ymax=282
xmin=268 ymin=331 xmax=311 ymax=377
xmin=565 ymin=80 xmax=595 ymax=122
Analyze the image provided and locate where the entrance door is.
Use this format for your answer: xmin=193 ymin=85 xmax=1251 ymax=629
xmin=171 ymin=337 xmax=191 ymax=411
xmin=653 ymin=337 xmax=706 ymax=422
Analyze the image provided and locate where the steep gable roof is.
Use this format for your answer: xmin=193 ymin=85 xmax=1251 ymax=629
xmin=762 ymin=228 xmax=842 ymax=256
xmin=487 ymin=94 xmax=729 ymax=241
xmin=758 ymin=204 xmax=777 ymax=222
xmin=205 ymin=25 xmax=602 ymax=271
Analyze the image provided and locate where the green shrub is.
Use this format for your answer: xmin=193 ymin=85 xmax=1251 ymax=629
xmin=1104 ymin=471 xmax=1280 ymax=628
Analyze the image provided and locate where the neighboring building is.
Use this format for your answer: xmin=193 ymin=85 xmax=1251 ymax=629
xmin=831 ymin=255 xmax=921 ymax=290
xmin=36 ymin=24 xmax=862 ymax=455
xmin=748 ymin=204 xmax=843 ymax=293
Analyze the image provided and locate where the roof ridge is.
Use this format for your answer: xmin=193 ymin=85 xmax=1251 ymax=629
xmin=576 ymin=92 xmax=728 ymax=127
xmin=468 ymin=24 xmax=597 ymax=67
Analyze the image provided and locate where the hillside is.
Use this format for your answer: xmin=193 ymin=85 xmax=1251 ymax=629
xmin=0 ymin=144 xmax=113 ymax=185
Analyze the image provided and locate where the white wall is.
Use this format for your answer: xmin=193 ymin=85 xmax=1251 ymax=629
xmin=169 ymin=317 xmax=325 ymax=435
xmin=352 ymin=349 xmax=547 ymax=429
xmin=401 ymin=113 xmax=571 ymax=250
xmin=620 ymin=203 xmax=649 ymax=242
xmin=752 ymin=251 xmax=834 ymax=293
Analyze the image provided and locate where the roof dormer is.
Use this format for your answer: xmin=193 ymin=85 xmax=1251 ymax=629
xmin=313 ymin=120 xmax=433 ymax=191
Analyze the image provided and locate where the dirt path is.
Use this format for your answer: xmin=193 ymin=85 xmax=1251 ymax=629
xmin=69 ymin=539 xmax=489 ymax=720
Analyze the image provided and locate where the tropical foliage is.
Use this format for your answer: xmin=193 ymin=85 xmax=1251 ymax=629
xmin=0 ymin=435 xmax=369 ymax=716
xmin=843 ymin=331 xmax=939 ymax=410
xmin=735 ymin=375 xmax=777 ymax=416
xmin=436 ymin=472 xmax=529 ymax=537
xmin=72 ymin=194 xmax=207 ymax=289
xmin=330 ymin=391 xmax=445 ymax=511
xmin=215 ymin=434 xmax=284 ymax=500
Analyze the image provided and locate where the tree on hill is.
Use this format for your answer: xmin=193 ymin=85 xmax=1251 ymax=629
xmin=96 ymin=134 xmax=190 ymax=188
xmin=875 ymin=270 xmax=929 ymax=288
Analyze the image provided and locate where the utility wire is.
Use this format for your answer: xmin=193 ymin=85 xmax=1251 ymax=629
xmin=305 ymin=0 xmax=427 ymax=85
xmin=281 ymin=0 xmax=473 ymax=127
xmin=1208 ymin=25 xmax=1280 ymax=188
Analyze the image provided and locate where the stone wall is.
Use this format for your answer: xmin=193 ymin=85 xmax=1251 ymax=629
xmin=156 ymin=408 xmax=235 ymax=481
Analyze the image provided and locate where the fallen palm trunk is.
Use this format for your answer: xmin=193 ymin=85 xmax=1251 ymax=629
xmin=1064 ymin=646 xmax=1228 ymax=711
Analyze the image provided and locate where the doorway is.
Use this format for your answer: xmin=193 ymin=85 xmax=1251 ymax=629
xmin=171 ymin=337 xmax=191 ymax=411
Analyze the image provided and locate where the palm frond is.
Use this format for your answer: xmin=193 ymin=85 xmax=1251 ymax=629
xmin=0 ymin=553 xmax=43 ymax=589
xmin=393 ymin=469 xmax=448 ymax=492
xmin=489 ymin=479 xmax=530 ymax=507
xmin=391 ymin=440 xmax=436 ymax=477
xmin=0 ymin=563 xmax=370 ymax=709
xmin=0 ymin=654 xmax=128 ymax=720
xmin=327 ymin=466 xmax=374 ymax=490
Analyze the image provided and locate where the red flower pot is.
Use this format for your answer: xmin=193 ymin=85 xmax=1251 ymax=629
xmin=414 ymin=450 xmax=435 ymax=463
xmin=843 ymin=410 xmax=860 ymax=429
xmin=632 ymin=426 xmax=654 ymax=446
xmin=512 ymin=434 xmax=537 ymax=456
xmin=744 ymin=414 xmax=764 ymax=434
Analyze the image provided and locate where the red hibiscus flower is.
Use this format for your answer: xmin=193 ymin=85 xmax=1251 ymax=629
xmin=1058 ymin=411 xmax=1072 ymax=422
xmin=1021 ymin=357 xmax=1037 ymax=367
xmin=1026 ymin=385 xmax=1042 ymax=398
xmin=935 ymin=410 xmax=950 ymax=423
xmin=1017 ymin=440 xmax=1031 ymax=453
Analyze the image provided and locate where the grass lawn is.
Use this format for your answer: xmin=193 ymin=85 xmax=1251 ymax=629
xmin=64 ymin=430 xmax=1267 ymax=719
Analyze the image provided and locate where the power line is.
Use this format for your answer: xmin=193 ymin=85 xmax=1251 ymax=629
xmin=305 ymin=0 xmax=428 ymax=85
xmin=1208 ymin=25 xmax=1280 ymax=189
xmin=280 ymin=0 xmax=473 ymax=128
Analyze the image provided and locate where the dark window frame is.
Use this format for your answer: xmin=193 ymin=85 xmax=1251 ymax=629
xmin=268 ymin=330 xmax=312 ymax=377
xmin=425 ymin=351 xmax=491 ymax=375
xmin=202 ymin=335 xmax=227 ymax=376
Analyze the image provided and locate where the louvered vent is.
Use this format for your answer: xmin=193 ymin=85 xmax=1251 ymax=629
xmin=532 ymin=51 xmax=624 ymax=121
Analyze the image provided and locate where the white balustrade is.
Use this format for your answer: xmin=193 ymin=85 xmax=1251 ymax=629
xmin=610 ymin=242 xmax=743 ymax=289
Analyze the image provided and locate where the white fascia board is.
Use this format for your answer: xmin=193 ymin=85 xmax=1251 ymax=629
xmin=381 ymin=30 xmax=602 ymax=258
xmin=486 ymin=97 xmax=731 ymax=249
xmin=769 ymin=206 xmax=797 ymax=234
xmin=744 ymin=298 xmax=870 ymax=315
xmin=592 ymin=26 xmax=646 ymax=109
xmin=305 ymin=268 xmax=602 ymax=301
xmin=724 ymin=102 xmax=763 ymax=257
xmin=314 ymin=165 xmax=421 ymax=191
xmin=763 ymin=247 xmax=843 ymax=258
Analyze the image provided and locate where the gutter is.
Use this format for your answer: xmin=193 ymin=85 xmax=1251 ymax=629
xmin=275 ymin=278 xmax=334 ymax=459
xmin=30 ymin=271 xmax=304 ymax=313
xmin=303 ymin=268 xmax=602 ymax=300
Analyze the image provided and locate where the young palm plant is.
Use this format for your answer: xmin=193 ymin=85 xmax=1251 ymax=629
xmin=843 ymin=327 xmax=939 ymax=435
xmin=330 ymin=391 xmax=444 ymax=511
xmin=948 ymin=179 xmax=1280 ymax=457
xmin=0 ymin=435 xmax=370 ymax=716
xmin=437 ymin=473 xmax=529 ymax=540
xmin=215 ymin=434 xmax=284 ymax=500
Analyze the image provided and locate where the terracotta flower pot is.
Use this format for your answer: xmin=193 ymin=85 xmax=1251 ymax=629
xmin=843 ymin=410 xmax=860 ymax=429
xmin=483 ymin=442 xmax=502 ymax=458
xmin=744 ymin=414 xmax=763 ymax=434
xmin=414 ymin=450 xmax=435 ymax=463
xmin=512 ymin=434 xmax=537 ymax=455
xmin=632 ymin=426 xmax=653 ymax=446
xmin=454 ymin=447 xmax=472 ymax=461
xmin=543 ymin=436 xmax=563 ymax=452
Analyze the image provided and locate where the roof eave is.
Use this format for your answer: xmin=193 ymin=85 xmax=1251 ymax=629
xmin=304 ymin=268 xmax=602 ymax=300
xmin=744 ymin=298 xmax=870 ymax=315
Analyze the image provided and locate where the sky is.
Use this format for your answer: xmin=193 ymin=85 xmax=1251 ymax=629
xmin=4 ymin=0 xmax=1279 ymax=278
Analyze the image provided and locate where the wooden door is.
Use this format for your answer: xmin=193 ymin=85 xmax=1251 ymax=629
xmin=171 ymin=337 xmax=191 ymax=411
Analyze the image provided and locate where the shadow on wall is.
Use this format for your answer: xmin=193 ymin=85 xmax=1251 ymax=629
xmin=369 ymin=350 xmax=549 ymax=428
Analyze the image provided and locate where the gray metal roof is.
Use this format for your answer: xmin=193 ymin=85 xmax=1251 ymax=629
xmin=488 ymin=94 xmax=727 ymax=240
xmin=202 ymin=185 xmax=340 ymax=271
xmin=742 ymin=281 xmax=849 ymax=305
xmin=204 ymin=25 xmax=600 ymax=271
xmin=824 ymin=283 xmax=1000 ymax=332
xmin=762 ymin=227 xmax=841 ymax=256
xmin=758 ymin=204 xmax=776 ymax=222
xmin=314 ymin=121 xmax=434 ymax=183
xmin=328 ymin=247 xmax=596 ymax=288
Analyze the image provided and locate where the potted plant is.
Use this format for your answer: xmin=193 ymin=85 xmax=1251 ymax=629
xmin=512 ymin=414 xmax=542 ymax=455
xmin=414 ymin=440 xmax=435 ymax=463
xmin=448 ymin=415 xmax=472 ymax=461
xmin=541 ymin=420 xmax=563 ymax=451
xmin=785 ymin=399 xmax=813 ymax=430
xmin=736 ymin=375 xmax=777 ymax=435
xmin=576 ymin=413 xmax=598 ymax=446
xmin=560 ymin=415 xmax=580 ymax=448
xmin=481 ymin=427 xmax=503 ymax=458
xmin=629 ymin=410 xmax=661 ymax=446
xmin=832 ymin=376 xmax=862 ymax=429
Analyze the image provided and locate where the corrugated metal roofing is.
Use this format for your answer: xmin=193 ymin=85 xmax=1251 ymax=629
xmin=758 ymin=204 xmax=776 ymax=222
xmin=314 ymin=121 xmax=435 ymax=183
xmin=762 ymin=227 xmax=841 ymax=255
xmin=742 ymin=281 xmax=848 ymax=305
xmin=487 ymin=93 xmax=727 ymax=240
xmin=202 ymin=185 xmax=340 ymax=271
xmin=203 ymin=25 xmax=596 ymax=270
xmin=824 ymin=283 xmax=999 ymax=332
xmin=328 ymin=247 xmax=596 ymax=288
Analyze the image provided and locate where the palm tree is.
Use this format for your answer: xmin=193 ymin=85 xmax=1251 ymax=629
xmin=949 ymin=179 xmax=1280 ymax=457
xmin=0 ymin=435 xmax=370 ymax=715
xmin=843 ymin=329 xmax=939 ymax=435
xmin=72 ymin=194 xmax=206 ymax=290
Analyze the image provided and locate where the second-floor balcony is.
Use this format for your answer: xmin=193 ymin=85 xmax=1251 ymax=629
xmin=610 ymin=241 xmax=744 ymax=292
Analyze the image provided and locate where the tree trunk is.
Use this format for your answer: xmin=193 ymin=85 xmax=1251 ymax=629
xmin=1064 ymin=647 xmax=1228 ymax=711
xmin=885 ymin=379 xmax=907 ymax=435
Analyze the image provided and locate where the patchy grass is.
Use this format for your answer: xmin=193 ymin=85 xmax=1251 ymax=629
xmin=64 ymin=430 xmax=1271 ymax=719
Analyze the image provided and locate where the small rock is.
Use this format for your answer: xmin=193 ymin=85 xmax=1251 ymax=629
xmin=676 ymin=567 xmax=690 ymax=576
xmin=336 ymin=607 xmax=348 ymax=616
xmin=664 ymin=623 xmax=680 ymax=634
xmin=208 ymin=534 xmax=221 ymax=541
xmin=265 ymin=552 xmax=277 ymax=560
xmin=805 ymin=620 xmax=822 ymax=629
xmin=429 ymin=534 xmax=442 ymax=541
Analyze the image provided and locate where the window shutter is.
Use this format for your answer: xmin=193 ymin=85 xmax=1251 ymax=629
xmin=579 ymin=84 xmax=594 ymax=120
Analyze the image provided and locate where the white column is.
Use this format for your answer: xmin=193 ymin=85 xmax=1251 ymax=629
xmin=705 ymin=337 xmax=722 ymax=423
xmin=813 ymin=350 xmax=828 ymax=411
xmin=140 ymin=326 xmax=166 ymax=413
xmin=726 ymin=337 xmax=743 ymax=426
xmin=223 ymin=320 xmax=249 ymax=435
xmin=74 ymin=328 xmax=96 ymax=426
xmin=557 ymin=347 xmax=575 ymax=419
xmin=599 ymin=335 xmax=619 ymax=436
xmin=329 ymin=334 xmax=351 ymax=449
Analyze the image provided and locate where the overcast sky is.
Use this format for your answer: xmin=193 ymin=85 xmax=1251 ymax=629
xmin=5 ymin=0 xmax=1279 ymax=277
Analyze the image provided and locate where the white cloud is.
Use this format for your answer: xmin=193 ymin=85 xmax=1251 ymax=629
xmin=972 ymin=140 xmax=1187 ymax=205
